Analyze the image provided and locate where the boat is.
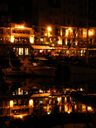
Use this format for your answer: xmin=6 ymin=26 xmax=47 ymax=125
xmin=2 ymin=67 xmax=27 ymax=76
xmin=20 ymin=58 xmax=56 ymax=77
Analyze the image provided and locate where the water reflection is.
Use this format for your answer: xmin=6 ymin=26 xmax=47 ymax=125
xmin=0 ymin=65 xmax=96 ymax=124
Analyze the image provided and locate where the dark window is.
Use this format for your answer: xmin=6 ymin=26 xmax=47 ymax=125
xmin=73 ymin=19 xmax=75 ymax=25
xmin=95 ymin=39 xmax=96 ymax=44
xmin=90 ymin=39 xmax=92 ymax=44
xmin=81 ymin=40 xmax=82 ymax=45
xmin=81 ymin=30 xmax=83 ymax=36
xmin=72 ymin=39 xmax=75 ymax=45
xmin=64 ymin=19 xmax=66 ymax=25
xmin=67 ymin=39 xmax=70 ymax=45
xmin=62 ymin=28 xmax=65 ymax=36
xmin=62 ymin=39 xmax=65 ymax=45
xmin=63 ymin=8 xmax=66 ymax=14
xmin=73 ymin=29 xmax=76 ymax=35
xmin=50 ymin=19 xmax=52 ymax=23
xmin=41 ymin=28 xmax=45 ymax=35
xmin=95 ymin=30 xmax=96 ymax=36
xmin=55 ymin=19 xmax=58 ymax=24
xmin=55 ymin=28 xmax=60 ymax=35
xmin=67 ymin=19 xmax=70 ymax=24
xmin=0 ymin=29 xmax=3 ymax=34
xmin=34 ymin=28 xmax=38 ymax=34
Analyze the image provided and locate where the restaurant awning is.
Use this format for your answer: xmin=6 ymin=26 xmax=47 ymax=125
xmin=31 ymin=44 xmax=54 ymax=50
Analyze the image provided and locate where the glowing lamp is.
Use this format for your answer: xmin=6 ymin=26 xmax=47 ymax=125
xmin=10 ymin=100 xmax=13 ymax=107
xmin=69 ymin=28 xmax=71 ymax=31
xmin=10 ymin=36 xmax=14 ymax=43
xmin=39 ymin=89 xmax=43 ymax=93
xmin=87 ymin=106 xmax=92 ymax=111
xmin=29 ymin=99 xmax=33 ymax=107
xmin=68 ymin=111 xmax=70 ymax=114
xmin=47 ymin=112 xmax=50 ymax=115
xmin=20 ymin=115 xmax=23 ymax=118
xmin=48 ymin=27 xmax=52 ymax=31
xmin=21 ymin=26 xmax=24 ymax=28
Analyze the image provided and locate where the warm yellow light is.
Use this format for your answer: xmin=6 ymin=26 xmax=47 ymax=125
xmin=39 ymin=89 xmax=43 ymax=93
xmin=15 ymin=25 xmax=24 ymax=29
xmin=74 ymin=104 xmax=77 ymax=110
xmin=39 ymin=50 xmax=43 ymax=53
xmin=10 ymin=36 xmax=14 ymax=43
xmin=68 ymin=111 xmax=70 ymax=114
xmin=20 ymin=115 xmax=23 ymax=118
xmin=66 ymin=30 xmax=68 ymax=36
xmin=10 ymin=100 xmax=13 ymax=107
xmin=47 ymin=112 xmax=50 ymax=115
xmin=57 ymin=97 xmax=61 ymax=102
xmin=65 ymin=97 xmax=67 ymax=103
xmin=89 ymin=30 xmax=92 ymax=35
xmin=87 ymin=106 xmax=92 ymax=111
xmin=48 ymin=27 xmax=52 ymax=31
xmin=21 ymin=26 xmax=24 ymax=28
xmin=64 ymin=104 xmax=68 ymax=112
xmin=69 ymin=28 xmax=71 ymax=31
xmin=30 ymin=36 xmax=34 ymax=43
xmin=58 ymin=40 xmax=62 ymax=45
xmin=29 ymin=99 xmax=33 ymax=107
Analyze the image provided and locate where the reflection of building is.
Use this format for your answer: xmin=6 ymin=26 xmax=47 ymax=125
xmin=0 ymin=87 xmax=95 ymax=117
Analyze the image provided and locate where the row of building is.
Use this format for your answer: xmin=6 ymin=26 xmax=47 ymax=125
xmin=0 ymin=23 xmax=96 ymax=57
xmin=0 ymin=88 xmax=95 ymax=118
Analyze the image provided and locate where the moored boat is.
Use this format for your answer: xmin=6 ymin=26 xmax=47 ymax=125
xmin=2 ymin=67 xmax=27 ymax=76
xmin=20 ymin=58 xmax=56 ymax=77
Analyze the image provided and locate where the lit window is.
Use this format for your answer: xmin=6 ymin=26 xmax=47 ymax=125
xmin=25 ymin=48 xmax=28 ymax=55
xmin=40 ymin=37 xmax=44 ymax=43
xmin=16 ymin=48 xmax=18 ymax=56
xmin=19 ymin=48 xmax=23 ymax=55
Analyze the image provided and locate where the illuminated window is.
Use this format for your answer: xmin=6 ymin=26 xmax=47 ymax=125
xmin=40 ymin=98 xmax=43 ymax=105
xmin=40 ymin=37 xmax=44 ymax=43
xmin=25 ymin=48 xmax=29 ymax=55
xmin=19 ymin=48 xmax=23 ymax=55
xmin=15 ymin=48 xmax=18 ymax=56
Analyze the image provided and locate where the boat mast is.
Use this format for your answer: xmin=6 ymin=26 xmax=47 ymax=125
xmin=86 ymin=0 xmax=89 ymax=64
